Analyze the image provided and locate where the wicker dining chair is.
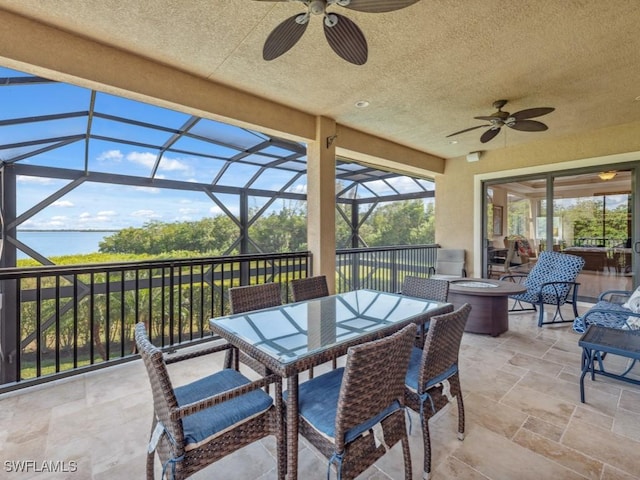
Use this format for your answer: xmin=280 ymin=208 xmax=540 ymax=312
xmin=404 ymin=303 xmax=471 ymax=480
xmin=288 ymin=323 xmax=417 ymax=480
xmin=401 ymin=275 xmax=449 ymax=302
xmin=135 ymin=322 xmax=285 ymax=480
xmin=290 ymin=275 xmax=332 ymax=377
xmin=229 ymin=282 xmax=283 ymax=314
xmin=290 ymin=275 xmax=329 ymax=302
xmin=227 ymin=283 xmax=283 ymax=375
xmin=401 ymin=275 xmax=450 ymax=347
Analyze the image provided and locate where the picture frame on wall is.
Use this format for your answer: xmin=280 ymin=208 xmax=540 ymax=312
xmin=493 ymin=205 xmax=503 ymax=236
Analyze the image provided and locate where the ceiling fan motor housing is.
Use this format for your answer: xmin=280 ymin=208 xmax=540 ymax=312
xmin=309 ymin=0 xmax=325 ymax=15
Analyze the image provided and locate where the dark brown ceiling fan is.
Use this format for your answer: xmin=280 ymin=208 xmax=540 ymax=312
xmin=447 ymin=100 xmax=555 ymax=143
xmin=255 ymin=0 xmax=420 ymax=65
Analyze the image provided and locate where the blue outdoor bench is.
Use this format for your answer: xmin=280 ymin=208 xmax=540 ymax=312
xmin=573 ymin=289 xmax=640 ymax=333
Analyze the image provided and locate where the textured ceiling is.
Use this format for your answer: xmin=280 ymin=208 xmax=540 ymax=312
xmin=1 ymin=0 xmax=639 ymax=160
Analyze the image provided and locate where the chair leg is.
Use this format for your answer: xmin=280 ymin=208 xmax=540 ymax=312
xmin=421 ymin=412 xmax=432 ymax=480
xmin=401 ymin=432 xmax=412 ymax=480
xmin=147 ymin=416 xmax=157 ymax=480
xmin=451 ymin=376 xmax=465 ymax=441
xmin=537 ymin=304 xmax=545 ymax=327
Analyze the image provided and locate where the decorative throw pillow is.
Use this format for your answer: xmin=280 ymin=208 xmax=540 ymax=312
xmin=626 ymin=316 xmax=640 ymax=329
xmin=622 ymin=287 xmax=640 ymax=310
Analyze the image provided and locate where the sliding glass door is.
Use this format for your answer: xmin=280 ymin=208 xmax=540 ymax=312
xmin=483 ymin=167 xmax=636 ymax=302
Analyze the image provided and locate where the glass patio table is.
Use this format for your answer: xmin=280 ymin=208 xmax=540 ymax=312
xmin=209 ymin=288 xmax=453 ymax=480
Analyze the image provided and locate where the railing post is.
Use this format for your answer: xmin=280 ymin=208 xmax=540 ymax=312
xmin=391 ymin=249 xmax=398 ymax=293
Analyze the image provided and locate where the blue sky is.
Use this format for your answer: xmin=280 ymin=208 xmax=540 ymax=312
xmin=1 ymin=66 xmax=433 ymax=231
xmin=0 ymin=66 xmax=310 ymax=230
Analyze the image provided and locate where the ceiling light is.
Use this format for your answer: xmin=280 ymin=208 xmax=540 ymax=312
xmin=449 ymin=140 xmax=458 ymax=145
xmin=598 ymin=171 xmax=617 ymax=181
xmin=355 ymin=100 xmax=369 ymax=108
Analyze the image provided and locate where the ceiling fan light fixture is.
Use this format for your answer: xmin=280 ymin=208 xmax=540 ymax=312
xmin=355 ymin=100 xmax=369 ymax=108
xmin=598 ymin=171 xmax=617 ymax=181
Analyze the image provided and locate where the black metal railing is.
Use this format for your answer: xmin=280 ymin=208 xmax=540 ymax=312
xmin=0 ymin=245 xmax=439 ymax=392
xmin=0 ymin=252 xmax=311 ymax=391
xmin=336 ymin=244 xmax=438 ymax=293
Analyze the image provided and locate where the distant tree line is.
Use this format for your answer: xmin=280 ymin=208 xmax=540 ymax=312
xmin=99 ymin=200 xmax=436 ymax=255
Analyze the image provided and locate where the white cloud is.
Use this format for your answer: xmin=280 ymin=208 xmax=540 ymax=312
xmin=79 ymin=212 xmax=91 ymax=219
xmin=179 ymin=207 xmax=198 ymax=215
xmin=97 ymin=210 xmax=116 ymax=217
xmin=97 ymin=149 xmax=124 ymax=162
xmin=52 ymin=200 xmax=74 ymax=208
xmin=289 ymin=184 xmax=307 ymax=194
xmin=127 ymin=151 xmax=156 ymax=167
xmin=126 ymin=151 xmax=190 ymax=173
xmin=51 ymin=215 xmax=67 ymax=221
xmin=131 ymin=209 xmax=161 ymax=218
xmin=209 ymin=206 xmax=223 ymax=215
xmin=134 ymin=186 xmax=161 ymax=194
xmin=17 ymin=176 xmax=53 ymax=184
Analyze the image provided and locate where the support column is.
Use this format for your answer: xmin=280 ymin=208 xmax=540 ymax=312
xmin=1 ymin=165 xmax=18 ymax=383
xmin=307 ymin=117 xmax=336 ymax=293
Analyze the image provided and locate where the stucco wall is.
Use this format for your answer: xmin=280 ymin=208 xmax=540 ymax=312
xmin=437 ymin=120 xmax=640 ymax=277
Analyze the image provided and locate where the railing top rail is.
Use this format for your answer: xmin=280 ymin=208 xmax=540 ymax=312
xmin=336 ymin=244 xmax=439 ymax=254
xmin=0 ymin=251 xmax=312 ymax=279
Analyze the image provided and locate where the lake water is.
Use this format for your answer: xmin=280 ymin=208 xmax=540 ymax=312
xmin=14 ymin=231 xmax=116 ymax=259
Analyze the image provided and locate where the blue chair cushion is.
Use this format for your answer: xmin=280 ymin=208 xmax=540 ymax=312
xmin=175 ymin=369 xmax=273 ymax=449
xmin=405 ymin=347 xmax=458 ymax=392
xmin=573 ymin=300 xmax=636 ymax=333
xmin=285 ymin=367 xmax=400 ymax=444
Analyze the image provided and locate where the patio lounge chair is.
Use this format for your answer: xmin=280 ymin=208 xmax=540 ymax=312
xmin=500 ymin=251 xmax=585 ymax=327
xmin=404 ymin=303 xmax=471 ymax=480
xmin=428 ymin=249 xmax=467 ymax=280
xmin=288 ymin=323 xmax=417 ymax=480
xmin=135 ymin=322 xmax=285 ymax=480
xmin=573 ymin=289 xmax=640 ymax=333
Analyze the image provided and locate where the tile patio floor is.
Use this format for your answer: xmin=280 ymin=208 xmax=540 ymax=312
xmin=1 ymin=303 xmax=640 ymax=479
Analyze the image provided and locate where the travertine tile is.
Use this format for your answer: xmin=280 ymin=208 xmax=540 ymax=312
xmin=463 ymin=393 xmax=527 ymax=439
xmin=452 ymin=424 xmax=586 ymax=480
xmin=521 ymin=416 xmax=564 ymax=442
xmin=612 ymin=407 xmax=640 ymax=442
xmin=500 ymin=384 xmax=575 ymax=428
xmin=507 ymin=352 xmax=564 ymax=377
xmin=2 ymin=309 xmax=639 ymax=480
xmin=601 ymin=464 xmax=640 ymax=480
xmin=619 ymin=388 xmax=640 ymax=414
xmin=573 ymin=404 xmax=614 ymax=430
xmin=562 ymin=418 xmax=640 ymax=477
xmin=513 ymin=427 xmax=603 ymax=479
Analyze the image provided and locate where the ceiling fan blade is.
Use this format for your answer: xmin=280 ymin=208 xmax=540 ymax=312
xmin=508 ymin=119 xmax=549 ymax=132
xmin=446 ymin=125 xmax=490 ymax=137
xmin=480 ymin=128 xmax=501 ymax=143
xmin=324 ymin=13 xmax=368 ymax=65
xmin=263 ymin=14 xmax=308 ymax=61
xmin=510 ymin=107 xmax=555 ymax=121
xmin=340 ymin=0 xmax=421 ymax=13
xmin=473 ymin=115 xmax=503 ymax=122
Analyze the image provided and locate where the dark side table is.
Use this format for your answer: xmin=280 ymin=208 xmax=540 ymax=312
xmin=578 ymin=325 xmax=640 ymax=403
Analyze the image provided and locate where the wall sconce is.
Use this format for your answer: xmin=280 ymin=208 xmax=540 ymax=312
xmin=598 ymin=171 xmax=617 ymax=181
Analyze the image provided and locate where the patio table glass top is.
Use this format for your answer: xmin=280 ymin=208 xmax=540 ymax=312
xmin=210 ymin=289 xmax=450 ymax=365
